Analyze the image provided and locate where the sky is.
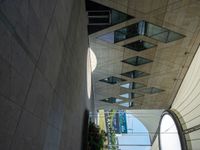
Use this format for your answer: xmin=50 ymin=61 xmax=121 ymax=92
xmin=117 ymin=113 xmax=151 ymax=150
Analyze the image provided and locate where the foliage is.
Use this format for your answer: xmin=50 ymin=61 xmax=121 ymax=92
xmin=88 ymin=122 xmax=107 ymax=150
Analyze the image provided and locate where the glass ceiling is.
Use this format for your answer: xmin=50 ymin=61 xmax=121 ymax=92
xmin=97 ymin=20 xmax=185 ymax=43
xmin=122 ymin=56 xmax=153 ymax=66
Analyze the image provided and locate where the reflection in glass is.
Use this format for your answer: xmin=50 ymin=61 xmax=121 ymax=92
xmin=97 ymin=20 xmax=184 ymax=43
xmin=101 ymin=97 xmax=123 ymax=103
xmin=139 ymin=87 xmax=164 ymax=94
xmin=122 ymin=56 xmax=153 ymax=66
xmin=124 ymin=40 xmax=156 ymax=51
xmin=120 ymin=82 xmax=145 ymax=89
xmin=121 ymin=70 xmax=149 ymax=79
xmin=99 ymin=76 xmax=126 ymax=84
xmin=119 ymin=102 xmax=134 ymax=107
xmin=120 ymin=93 xmax=143 ymax=99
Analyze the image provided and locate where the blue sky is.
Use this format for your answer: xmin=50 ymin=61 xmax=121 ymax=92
xmin=117 ymin=113 xmax=151 ymax=150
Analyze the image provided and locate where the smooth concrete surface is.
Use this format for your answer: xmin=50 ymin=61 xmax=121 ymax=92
xmin=0 ymin=0 xmax=90 ymax=150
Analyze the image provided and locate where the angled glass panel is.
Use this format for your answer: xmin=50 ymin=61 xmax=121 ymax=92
xmin=145 ymin=22 xmax=168 ymax=37
xmin=97 ymin=20 xmax=184 ymax=42
xmin=167 ymin=31 xmax=185 ymax=42
xmin=120 ymin=92 xmax=143 ymax=99
xmin=150 ymin=31 xmax=169 ymax=43
xmin=122 ymin=56 xmax=153 ymax=66
xmin=139 ymin=87 xmax=164 ymax=94
xmin=119 ymin=102 xmax=134 ymax=107
xmin=114 ymin=22 xmax=143 ymax=43
xmin=121 ymin=70 xmax=149 ymax=79
xmin=144 ymin=22 xmax=185 ymax=43
xmin=120 ymin=82 xmax=145 ymax=89
xmin=101 ymin=97 xmax=123 ymax=103
xmin=111 ymin=10 xmax=133 ymax=25
xmin=123 ymin=40 xmax=156 ymax=51
xmin=99 ymin=76 xmax=126 ymax=84
xmin=86 ymin=0 xmax=134 ymax=34
xmin=97 ymin=32 xmax=114 ymax=43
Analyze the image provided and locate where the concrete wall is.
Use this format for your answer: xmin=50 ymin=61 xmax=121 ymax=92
xmin=0 ymin=0 xmax=89 ymax=150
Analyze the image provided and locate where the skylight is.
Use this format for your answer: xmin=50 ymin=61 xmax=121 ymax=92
xmin=139 ymin=87 xmax=164 ymax=94
xmin=99 ymin=76 xmax=126 ymax=84
xmin=121 ymin=70 xmax=149 ymax=79
xmin=120 ymin=93 xmax=143 ymax=99
xmin=101 ymin=97 xmax=123 ymax=103
xmin=120 ymin=82 xmax=145 ymax=89
xmin=122 ymin=56 xmax=153 ymax=66
xmin=97 ymin=20 xmax=185 ymax=43
xmin=123 ymin=40 xmax=156 ymax=51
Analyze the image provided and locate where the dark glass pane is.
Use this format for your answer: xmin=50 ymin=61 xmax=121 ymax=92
xmin=111 ymin=10 xmax=133 ymax=25
xmin=121 ymin=70 xmax=149 ymax=78
xmin=167 ymin=31 xmax=185 ymax=42
xmin=99 ymin=76 xmax=126 ymax=84
xmin=88 ymin=11 xmax=110 ymax=16
xmin=120 ymin=92 xmax=143 ymax=99
xmin=114 ymin=22 xmax=141 ymax=43
xmin=150 ymin=31 xmax=169 ymax=43
xmin=96 ymin=20 xmax=184 ymax=42
xmin=123 ymin=40 xmax=156 ymax=51
xmin=89 ymin=17 xmax=110 ymax=24
xmin=139 ymin=87 xmax=164 ymax=94
xmin=122 ymin=56 xmax=153 ymax=66
xmin=145 ymin=22 xmax=168 ymax=37
xmin=120 ymin=82 xmax=145 ymax=89
xmin=101 ymin=97 xmax=123 ymax=103
xmin=144 ymin=22 xmax=185 ymax=43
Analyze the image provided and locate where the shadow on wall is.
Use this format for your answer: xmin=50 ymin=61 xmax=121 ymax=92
xmin=81 ymin=109 xmax=89 ymax=150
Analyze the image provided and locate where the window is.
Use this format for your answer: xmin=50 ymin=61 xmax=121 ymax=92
xmin=138 ymin=87 xmax=164 ymax=94
xmin=122 ymin=56 xmax=153 ymax=66
xmin=120 ymin=82 xmax=145 ymax=89
xmin=159 ymin=111 xmax=187 ymax=150
xmin=121 ymin=70 xmax=149 ymax=78
xmin=86 ymin=0 xmax=134 ymax=34
xmin=99 ymin=76 xmax=126 ymax=84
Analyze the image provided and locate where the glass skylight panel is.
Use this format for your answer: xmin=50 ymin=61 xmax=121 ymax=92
xmin=87 ymin=0 xmax=134 ymax=34
xmin=120 ymin=93 xmax=143 ymax=99
xmin=99 ymin=76 xmax=126 ymax=84
xmin=121 ymin=70 xmax=149 ymax=79
xmin=111 ymin=10 xmax=133 ymax=25
xmin=119 ymin=102 xmax=134 ymax=108
xmin=97 ymin=32 xmax=115 ymax=43
xmin=124 ymin=40 xmax=156 ymax=51
xmin=97 ymin=20 xmax=184 ymax=43
xmin=120 ymin=82 xmax=145 ymax=89
xmin=145 ymin=22 xmax=185 ymax=43
xmin=122 ymin=56 xmax=153 ymax=66
xmin=114 ymin=23 xmax=140 ymax=43
xmin=101 ymin=97 xmax=123 ymax=103
xmin=139 ymin=87 xmax=164 ymax=94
